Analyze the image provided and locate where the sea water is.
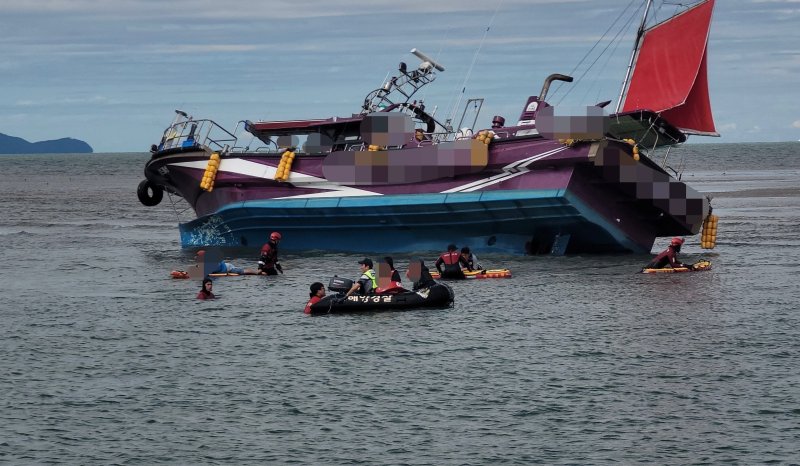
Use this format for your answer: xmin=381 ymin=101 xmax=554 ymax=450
xmin=1 ymin=143 xmax=799 ymax=464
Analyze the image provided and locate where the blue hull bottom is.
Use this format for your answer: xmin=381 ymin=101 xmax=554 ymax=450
xmin=178 ymin=189 xmax=647 ymax=254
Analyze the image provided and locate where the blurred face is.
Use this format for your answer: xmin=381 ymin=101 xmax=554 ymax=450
xmin=377 ymin=262 xmax=392 ymax=288
xmin=204 ymin=282 xmax=213 ymax=291
xmin=316 ymin=287 xmax=326 ymax=297
xmin=360 ymin=263 xmax=368 ymax=272
xmin=406 ymin=261 xmax=421 ymax=282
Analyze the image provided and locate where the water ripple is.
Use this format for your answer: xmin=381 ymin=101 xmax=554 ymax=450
xmin=2 ymin=150 xmax=800 ymax=463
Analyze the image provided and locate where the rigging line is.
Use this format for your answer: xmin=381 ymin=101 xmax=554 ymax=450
xmin=550 ymin=0 xmax=639 ymax=99
xmin=438 ymin=28 xmax=462 ymax=128
xmin=653 ymin=1 xmax=665 ymax=24
xmin=660 ymin=1 xmax=698 ymax=24
xmin=556 ymin=2 xmax=644 ymax=105
xmin=420 ymin=32 xmax=453 ymax=112
xmin=579 ymin=10 xmax=635 ymax=106
xmin=446 ymin=0 xmax=504 ymax=129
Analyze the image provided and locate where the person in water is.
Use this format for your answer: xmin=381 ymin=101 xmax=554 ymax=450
xmin=646 ymin=237 xmax=688 ymax=269
xmin=196 ymin=249 xmax=256 ymax=275
xmin=407 ymin=259 xmax=436 ymax=291
xmin=303 ymin=282 xmax=326 ymax=314
xmin=345 ymin=258 xmax=377 ymax=298
xmin=435 ymin=244 xmax=468 ymax=279
xmin=259 ymin=231 xmax=283 ymax=275
xmin=459 ymin=246 xmax=482 ymax=272
xmin=197 ymin=277 xmax=215 ymax=300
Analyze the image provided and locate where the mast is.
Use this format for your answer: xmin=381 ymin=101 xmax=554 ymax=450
xmin=615 ymin=0 xmax=654 ymax=113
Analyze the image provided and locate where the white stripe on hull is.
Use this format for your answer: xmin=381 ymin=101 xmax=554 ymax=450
xmin=170 ymin=146 xmax=565 ymax=200
xmin=169 ymin=158 xmax=379 ymax=198
xmin=441 ymin=146 xmax=566 ymax=193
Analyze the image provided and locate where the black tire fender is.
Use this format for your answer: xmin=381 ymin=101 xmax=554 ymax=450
xmin=137 ymin=179 xmax=164 ymax=206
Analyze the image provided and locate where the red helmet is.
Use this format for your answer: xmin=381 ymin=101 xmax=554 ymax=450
xmin=670 ymin=237 xmax=685 ymax=246
xmin=270 ymin=231 xmax=282 ymax=241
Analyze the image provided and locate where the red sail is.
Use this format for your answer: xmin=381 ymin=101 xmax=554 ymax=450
xmin=622 ymin=0 xmax=717 ymax=136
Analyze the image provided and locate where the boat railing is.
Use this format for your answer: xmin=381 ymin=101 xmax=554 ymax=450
xmin=227 ymin=137 xmax=280 ymax=154
xmin=159 ymin=118 xmax=238 ymax=153
xmin=160 ymin=123 xmax=495 ymax=155
xmin=345 ymin=143 xmax=367 ymax=152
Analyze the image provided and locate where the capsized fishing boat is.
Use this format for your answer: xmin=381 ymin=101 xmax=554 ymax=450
xmin=138 ymin=1 xmax=718 ymax=255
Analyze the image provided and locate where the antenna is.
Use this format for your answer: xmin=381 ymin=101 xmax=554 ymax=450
xmin=410 ymin=48 xmax=445 ymax=72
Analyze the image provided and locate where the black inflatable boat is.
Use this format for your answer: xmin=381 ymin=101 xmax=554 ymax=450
xmin=308 ymin=276 xmax=454 ymax=315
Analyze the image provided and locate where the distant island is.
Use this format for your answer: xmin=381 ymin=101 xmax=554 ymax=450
xmin=0 ymin=133 xmax=93 ymax=154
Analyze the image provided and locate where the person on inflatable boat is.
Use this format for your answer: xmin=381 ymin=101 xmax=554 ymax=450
xmin=435 ymin=244 xmax=469 ymax=279
xmin=407 ymin=259 xmax=437 ymax=291
xmin=373 ymin=257 xmax=406 ymax=294
xmin=304 ymin=282 xmax=326 ymax=314
xmin=645 ymin=237 xmax=688 ymax=270
xmin=344 ymin=258 xmax=378 ymax=298
xmin=259 ymin=231 xmax=283 ymax=275
xmin=382 ymin=256 xmax=402 ymax=283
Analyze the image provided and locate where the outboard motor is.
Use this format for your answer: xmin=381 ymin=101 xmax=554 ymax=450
xmin=328 ymin=276 xmax=354 ymax=293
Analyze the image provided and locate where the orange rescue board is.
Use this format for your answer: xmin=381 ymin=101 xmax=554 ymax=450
xmin=430 ymin=268 xmax=512 ymax=279
xmin=641 ymin=260 xmax=711 ymax=274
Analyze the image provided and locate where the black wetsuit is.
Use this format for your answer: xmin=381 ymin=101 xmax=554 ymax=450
xmin=412 ymin=267 xmax=437 ymax=291
xmin=435 ymin=251 xmax=467 ymax=279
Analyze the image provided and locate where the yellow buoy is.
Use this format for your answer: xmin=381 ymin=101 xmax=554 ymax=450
xmin=700 ymin=213 xmax=719 ymax=249
xmin=200 ymin=152 xmax=221 ymax=191
xmin=274 ymin=149 xmax=295 ymax=181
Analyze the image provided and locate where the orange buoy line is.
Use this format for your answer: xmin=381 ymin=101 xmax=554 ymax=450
xmin=701 ymin=213 xmax=719 ymax=249
xmin=274 ymin=149 xmax=295 ymax=182
xmin=200 ymin=152 xmax=221 ymax=192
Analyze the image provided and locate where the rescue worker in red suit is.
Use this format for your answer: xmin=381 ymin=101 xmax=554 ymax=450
xmin=646 ymin=237 xmax=687 ymax=269
xmin=435 ymin=244 xmax=468 ymax=279
xmin=303 ymin=282 xmax=325 ymax=314
xmin=259 ymin=231 xmax=283 ymax=275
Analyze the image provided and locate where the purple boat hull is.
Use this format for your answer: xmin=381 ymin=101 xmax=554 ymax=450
xmin=143 ymin=136 xmax=707 ymax=254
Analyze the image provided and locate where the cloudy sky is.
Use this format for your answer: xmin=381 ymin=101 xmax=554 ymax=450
xmin=1 ymin=0 xmax=798 ymax=152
